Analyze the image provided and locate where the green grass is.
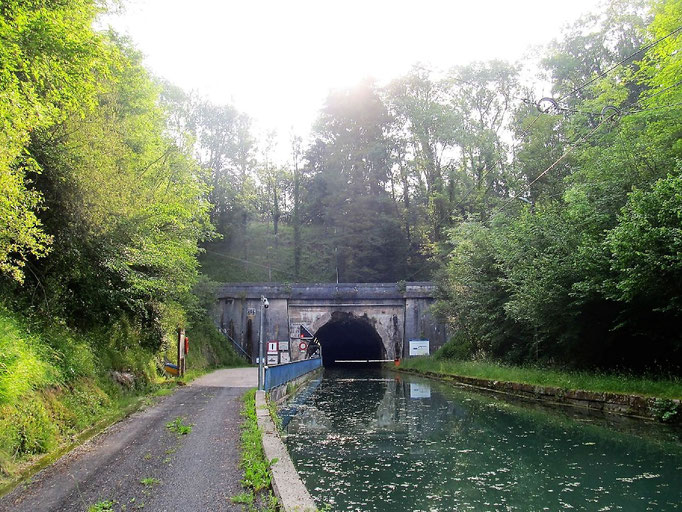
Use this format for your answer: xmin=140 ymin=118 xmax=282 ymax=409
xmin=140 ymin=477 xmax=160 ymax=487
xmin=400 ymin=357 xmax=682 ymax=399
xmin=0 ymin=300 xmax=241 ymax=493
xmin=239 ymin=390 xmax=272 ymax=491
xmin=88 ymin=500 xmax=116 ymax=512
xmin=165 ymin=417 xmax=192 ymax=436
xmin=183 ymin=313 xmax=246 ymax=370
xmin=232 ymin=389 xmax=280 ymax=512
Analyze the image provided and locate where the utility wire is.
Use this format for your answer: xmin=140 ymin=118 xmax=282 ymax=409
xmin=557 ymin=25 xmax=682 ymax=102
xmin=202 ymin=248 xmax=296 ymax=279
xmin=625 ymin=100 xmax=682 ymax=114
xmin=498 ymin=111 xmax=618 ymax=212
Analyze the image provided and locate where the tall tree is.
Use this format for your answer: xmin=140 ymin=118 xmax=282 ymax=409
xmin=305 ymin=80 xmax=407 ymax=282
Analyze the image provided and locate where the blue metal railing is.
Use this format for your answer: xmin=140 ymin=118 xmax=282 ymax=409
xmin=264 ymin=358 xmax=322 ymax=391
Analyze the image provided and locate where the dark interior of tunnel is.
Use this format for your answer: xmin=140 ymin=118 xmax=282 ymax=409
xmin=315 ymin=314 xmax=386 ymax=367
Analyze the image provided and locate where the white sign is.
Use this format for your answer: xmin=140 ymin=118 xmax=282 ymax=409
xmin=267 ymin=341 xmax=279 ymax=354
xmin=279 ymin=341 xmax=289 ymax=351
xmin=266 ymin=354 xmax=279 ymax=365
xmin=289 ymin=324 xmax=300 ymax=338
xmin=409 ymin=340 xmax=430 ymax=356
xmin=279 ymin=352 xmax=290 ymax=364
xmin=410 ymin=382 xmax=431 ymax=399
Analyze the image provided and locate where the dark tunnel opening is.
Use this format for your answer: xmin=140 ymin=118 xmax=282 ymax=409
xmin=315 ymin=313 xmax=386 ymax=367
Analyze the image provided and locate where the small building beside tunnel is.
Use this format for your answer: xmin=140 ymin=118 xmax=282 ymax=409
xmin=214 ymin=282 xmax=447 ymax=366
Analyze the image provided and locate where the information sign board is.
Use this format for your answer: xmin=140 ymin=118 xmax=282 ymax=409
xmin=279 ymin=341 xmax=289 ymax=351
xmin=279 ymin=352 xmax=290 ymax=364
xmin=267 ymin=341 xmax=279 ymax=354
xmin=409 ymin=339 xmax=430 ymax=356
xmin=266 ymin=354 xmax=279 ymax=365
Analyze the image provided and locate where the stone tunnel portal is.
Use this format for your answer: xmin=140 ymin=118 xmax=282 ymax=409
xmin=315 ymin=313 xmax=386 ymax=367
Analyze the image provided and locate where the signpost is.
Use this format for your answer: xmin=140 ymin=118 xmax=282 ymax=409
xmin=177 ymin=328 xmax=186 ymax=377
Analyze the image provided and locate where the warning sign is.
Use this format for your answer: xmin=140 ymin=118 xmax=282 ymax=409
xmin=267 ymin=341 xmax=278 ymax=354
xmin=299 ymin=341 xmax=308 ymax=351
xmin=299 ymin=325 xmax=314 ymax=339
xmin=290 ymin=323 xmax=314 ymax=339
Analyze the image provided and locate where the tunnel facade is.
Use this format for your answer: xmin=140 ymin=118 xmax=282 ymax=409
xmin=314 ymin=312 xmax=386 ymax=366
xmin=214 ymin=283 xmax=447 ymax=364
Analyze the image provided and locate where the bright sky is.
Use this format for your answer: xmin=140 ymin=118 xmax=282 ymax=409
xmin=104 ymin=0 xmax=600 ymax=160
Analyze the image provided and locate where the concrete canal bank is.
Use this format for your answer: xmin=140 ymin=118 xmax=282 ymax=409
xmin=396 ymin=367 xmax=681 ymax=423
xmin=257 ymin=358 xmax=322 ymax=511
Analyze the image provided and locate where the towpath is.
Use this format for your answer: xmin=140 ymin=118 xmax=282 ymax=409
xmin=0 ymin=367 xmax=257 ymax=512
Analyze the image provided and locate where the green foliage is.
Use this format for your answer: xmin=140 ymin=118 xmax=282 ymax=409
xmin=0 ymin=0 xmax=104 ymax=283
xmin=401 ymin=358 xmax=682 ymax=399
xmin=434 ymin=331 xmax=475 ymax=361
xmin=239 ymin=390 xmax=271 ymax=492
xmin=139 ymin=477 xmax=161 ymax=486
xmin=236 ymin=390 xmax=283 ymax=512
xmin=184 ymin=312 xmax=244 ymax=370
xmin=607 ymin=170 xmax=682 ymax=311
xmin=650 ymin=399 xmax=680 ymax=423
xmin=433 ymin=1 xmax=682 ymax=372
xmin=88 ymin=500 xmax=116 ymax=512
xmin=0 ymin=308 xmax=57 ymax=405
xmin=165 ymin=417 xmax=192 ymax=436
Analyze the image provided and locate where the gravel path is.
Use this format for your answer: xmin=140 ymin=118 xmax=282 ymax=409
xmin=0 ymin=367 xmax=257 ymax=512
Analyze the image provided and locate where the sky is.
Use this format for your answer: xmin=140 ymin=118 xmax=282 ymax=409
xmin=104 ymin=0 xmax=601 ymax=160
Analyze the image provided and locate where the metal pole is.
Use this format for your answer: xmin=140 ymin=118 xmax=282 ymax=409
xmin=258 ymin=301 xmax=264 ymax=390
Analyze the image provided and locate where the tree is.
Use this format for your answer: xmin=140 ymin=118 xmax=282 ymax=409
xmin=304 ymin=79 xmax=408 ymax=281
xmin=0 ymin=0 xmax=105 ymax=282
xmin=25 ymin=34 xmax=213 ymax=341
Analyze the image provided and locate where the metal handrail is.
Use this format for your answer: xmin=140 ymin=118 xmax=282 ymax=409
xmin=224 ymin=331 xmax=251 ymax=362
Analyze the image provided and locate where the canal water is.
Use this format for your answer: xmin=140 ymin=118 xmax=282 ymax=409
xmin=280 ymin=368 xmax=682 ymax=511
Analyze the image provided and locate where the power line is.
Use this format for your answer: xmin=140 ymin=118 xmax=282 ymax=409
xmin=557 ymin=25 xmax=682 ymax=102
xmin=498 ymin=111 xmax=619 ymax=213
xmin=452 ymin=26 xmax=682 ymax=217
xmin=202 ymin=248 xmax=296 ymax=279
xmin=625 ymin=100 xmax=682 ymax=114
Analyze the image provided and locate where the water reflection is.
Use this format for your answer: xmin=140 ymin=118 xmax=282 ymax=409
xmin=283 ymin=368 xmax=682 ymax=511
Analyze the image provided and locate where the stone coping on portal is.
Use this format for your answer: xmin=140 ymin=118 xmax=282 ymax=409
xmin=217 ymin=281 xmax=437 ymax=300
xmin=255 ymin=390 xmax=317 ymax=512
xmin=396 ymin=368 xmax=681 ymax=424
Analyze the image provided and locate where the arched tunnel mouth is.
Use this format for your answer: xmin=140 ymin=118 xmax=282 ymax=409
xmin=315 ymin=313 xmax=386 ymax=367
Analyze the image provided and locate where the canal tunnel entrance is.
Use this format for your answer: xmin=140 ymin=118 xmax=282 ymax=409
xmin=315 ymin=313 xmax=386 ymax=367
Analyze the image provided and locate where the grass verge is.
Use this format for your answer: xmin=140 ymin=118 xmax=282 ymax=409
xmin=400 ymin=357 xmax=682 ymax=399
xmin=232 ymin=389 xmax=279 ymax=512
xmin=0 ymin=302 xmax=243 ymax=497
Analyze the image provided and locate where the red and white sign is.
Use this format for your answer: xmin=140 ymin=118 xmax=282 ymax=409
xmin=299 ymin=341 xmax=308 ymax=351
xmin=267 ymin=341 xmax=279 ymax=354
